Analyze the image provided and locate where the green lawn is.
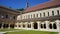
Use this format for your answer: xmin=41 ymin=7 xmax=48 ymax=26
xmin=0 ymin=28 xmax=24 ymax=32
xmin=6 ymin=30 xmax=58 ymax=34
xmin=0 ymin=29 xmax=58 ymax=34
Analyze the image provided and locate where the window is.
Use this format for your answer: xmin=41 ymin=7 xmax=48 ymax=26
xmin=33 ymin=14 xmax=35 ymax=18
xmin=53 ymin=23 xmax=57 ymax=29
xmin=43 ymin=12 xmax=45 ymax=16
xmin=40 ymin=13 xmax=41 ymax=17
xmin=57 ymin=10 xmax=59 ymax=15
xmin=37 ymin=14 xmax=38 ymax=17
xmin=13 ymin=16 xmax=15 ymax=19
xmin=52 ymin=11 xmax=54 ymax=16
xmin=49 ymin=24 xmax=52 ymax=29
xmin=48 ymin=12 xmax=49 ymax=16
xmin=6 ymin=15 xmax=8 ymax=18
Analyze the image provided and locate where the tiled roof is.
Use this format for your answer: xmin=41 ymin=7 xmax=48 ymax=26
xmin=0 ymin=6 xmax=20 ymax=15
xmin=25 ymin=0 xmax=60 ymax=12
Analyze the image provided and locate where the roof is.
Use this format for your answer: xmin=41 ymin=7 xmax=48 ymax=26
xmin=25 ymin=0 xmax=60 ymax=12
xmin=0 ymin=6 xmax=20 ymax=15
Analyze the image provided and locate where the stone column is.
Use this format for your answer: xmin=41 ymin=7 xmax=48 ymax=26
xmin=25 ymin=22 xmax=28 ymax=29
xmin=8 ymin=23 xmax=10 ymax=29
xmin=17 ymin=22 xmax=19 ymax=29
xmin=21 ymin=22 xmax=23 ymax=29
xmin=45 ymin=21 xmax=49 ymax=30
xmin=31 ymin=22 xmax=34 ymax=30
xmin=1 ymin=22 xmax=4 ymax=29
xmin=37 ymin=21 xmax=40 ymax=30
xmin=55 ymin=20 xmax=60 ymax=32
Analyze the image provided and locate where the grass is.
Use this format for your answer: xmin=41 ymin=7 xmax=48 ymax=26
xmin=0 ymin=28 xmax=22 ymax=32
xmin=6 ymin=30 xmax=58 ymax=34
xmin=0 ymin=29 xmax=58 ymax=34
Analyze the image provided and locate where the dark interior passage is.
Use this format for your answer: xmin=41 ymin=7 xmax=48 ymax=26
xmin=33 ymin=22 xmax=38 ymax=29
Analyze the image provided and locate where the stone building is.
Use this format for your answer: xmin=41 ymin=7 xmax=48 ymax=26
xmin=15 ymin=0 xmax=60 ymax=32
xmin=0 ymin=6 xmax=20 ymax=29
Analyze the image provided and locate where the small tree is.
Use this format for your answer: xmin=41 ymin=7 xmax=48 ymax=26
xmin=16 ymin=8 xmax=24 ymax=11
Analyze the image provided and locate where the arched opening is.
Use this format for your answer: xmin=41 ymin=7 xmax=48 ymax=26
xmin=49 ymin=24 xmax=52 ymax=29
xmin=3 ymin=24 xmax=8 ymax=28
xmin=44 ymin=24 xmax=46 ymax=29
xmin=28 ymin=24 xmax=31 ymax=28
xmin=33 ymin=22 xmax=38 ymax=29
xmin=40 ymin=24 xmax=43 ymax=28
xmin=23 ymin=24 xmax=25 ymax=28
xmin=0 ymin=24 xmax=2 ymax=28
xmin=10 ymin=24 xmax=14 ymax=28
xmin=19 ymin=25 xmax=21 ymax=27
xmin=53 ymin=23 xmax=57 ymax=29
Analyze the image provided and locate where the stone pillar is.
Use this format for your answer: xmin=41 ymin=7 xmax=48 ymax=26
xmin=17 ymin=22 xmax=19 ymax=29
xmin=31 ymin=22 xmax=34 ymax=30
xmin=37 ymin=21 xmax=40 ymax=30
xmin=25 ymin=22 xmax=28 ymax=29
xmin=1 ymin=22 xmax=4 ymax=29
xmin=8 ymin=23 xmax=10 ymax=29
xmin=55 ymin=20 xmax=60 ymax=32
xmin=45 ymin=21 xmax=49 ymax=30
xmin=21 ymin=22 xmax=23 ymax=29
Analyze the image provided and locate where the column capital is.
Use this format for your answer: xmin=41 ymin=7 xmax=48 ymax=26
xmin=55 ymin=20 xmax=60 ymax=22
xmin=44 ymin=21 xmax=49 ymax=22
xmin=37 ymin=21 xmax=41 ymax=24
xmin=30 ymin=22 xmax=34 ymax=23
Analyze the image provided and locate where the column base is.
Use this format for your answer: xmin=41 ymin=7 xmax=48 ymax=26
xmin=1 ymin=27 xmax=3 ymax=29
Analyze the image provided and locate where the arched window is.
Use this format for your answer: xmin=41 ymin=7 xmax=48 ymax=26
xmin=43 ymin=12 xmax=45 ymax=16
xmin=53 ymin=23 xmax=57 ymax=29
xmin=13 ymin=16 xmax=15 ymax=19
xmin=40 ymin=24 xmax=43 ymax=28
xmin=6 ymin=15 xmax=8 ymax=18
xmin=52 ymin=11 xmax=54 ymax=16
xmin=57 ymin=10 xmax=59 ymax=15
xmin=33 ymin=14 xmax=35 ymax=18
xmin=48 ymin=12 xmax=49 ymax=16
xmin=37 ymin=14 xmax=38 ymax=17
xmin=49 ymin=24 xmax=52 ymax=29
xmin=44 ymin=24 xmax=46 ymax=29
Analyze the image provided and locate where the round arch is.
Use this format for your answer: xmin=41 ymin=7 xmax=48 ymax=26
xmin=53 ymin=23 xmax=57 ymax=29
xmin=33 ymin=22 xmax=38 ymax=29
xmin=49 ymin=23 xmax=52 ymax=29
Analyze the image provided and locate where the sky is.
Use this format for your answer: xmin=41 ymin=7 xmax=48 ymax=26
xmin=0 ymin=0 xmax=50 ymax=9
